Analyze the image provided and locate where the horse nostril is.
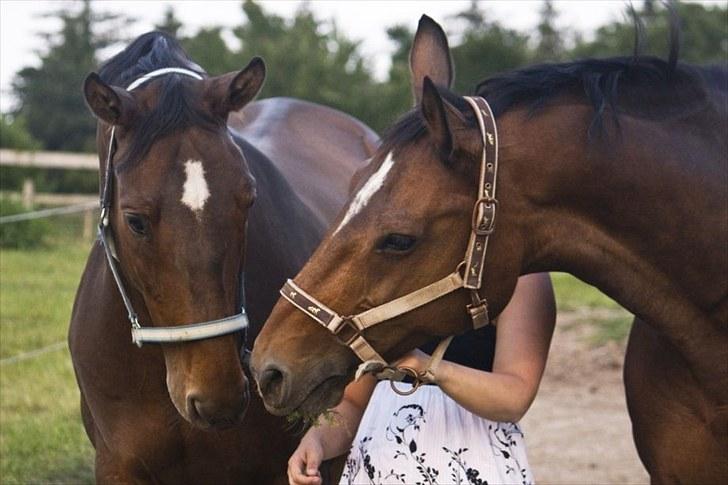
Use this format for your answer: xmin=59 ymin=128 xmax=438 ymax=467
xmin=258 ymin=365 xmax=287 ymax=404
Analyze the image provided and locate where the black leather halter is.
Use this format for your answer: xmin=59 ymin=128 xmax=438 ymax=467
xmin=98 ymin=67 xmax=249 ymax=348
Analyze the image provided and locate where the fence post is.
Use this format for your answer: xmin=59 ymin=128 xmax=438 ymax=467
xmin=21 ymin=179 xmax=35 ymax=209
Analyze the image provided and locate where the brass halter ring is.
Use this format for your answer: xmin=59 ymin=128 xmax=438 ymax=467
xmin=389 ymin=366 xmax=424 ymax=396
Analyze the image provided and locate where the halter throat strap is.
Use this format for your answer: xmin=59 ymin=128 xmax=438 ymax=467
xmin=278 ymin=95 xmax=499 ymax=386
xmin=98 ymin=67 xmax=248 ymax=347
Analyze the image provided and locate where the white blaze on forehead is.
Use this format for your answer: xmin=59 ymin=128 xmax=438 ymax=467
xmin=181 ymin=160 xmax=211 ymax=214
xmin=333 ymin=151 xmax=395 ymax=235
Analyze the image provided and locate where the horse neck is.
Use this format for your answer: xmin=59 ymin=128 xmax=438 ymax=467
xmin=234 ymin=135 xmax=326 ymax=331
xmin=498 ymin=104 xmax=728 ymax=397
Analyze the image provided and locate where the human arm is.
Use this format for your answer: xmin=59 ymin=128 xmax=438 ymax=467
xmin=287 ymin=374 xmax=377 ymax=485
xmin=396 ymin=273 xmax=556 ymax=422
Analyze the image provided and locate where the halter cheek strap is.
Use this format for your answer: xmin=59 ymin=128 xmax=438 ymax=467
xmin=99 ymin=67 xmax=248 ymax=347
xmin=278 ymin=96 xmax=499 ymax=393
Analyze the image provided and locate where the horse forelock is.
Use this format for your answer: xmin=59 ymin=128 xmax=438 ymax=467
xmin=98 ymin=31 xmax=204 ymax=87
xmin=97 ymin=31 xmax=218 ymax=173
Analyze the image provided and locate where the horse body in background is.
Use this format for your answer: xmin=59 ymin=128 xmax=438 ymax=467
xmin=251 ymin=16 xmax=727 ymax=483
xmin=69 ymin=32 xmax=375 ymax=483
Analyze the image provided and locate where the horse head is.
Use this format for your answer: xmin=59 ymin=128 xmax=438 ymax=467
xmin=252 ymin=16 xmax=523 ymax=417
xmin=84 ymin=32 xmax=265 ymax=428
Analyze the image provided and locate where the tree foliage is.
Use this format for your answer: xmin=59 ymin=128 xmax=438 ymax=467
xmin=11 ymin=0 xmax=132 ymax=152
xmin=0 ymin=115 xmax=41 ymax=150
xmin=7 ymin=0 xmax=727 ymax=157
xmin=572 ymin=1 xmax=728 ymax=63
xmin=534 ymin=0 xmax=565 ymax=61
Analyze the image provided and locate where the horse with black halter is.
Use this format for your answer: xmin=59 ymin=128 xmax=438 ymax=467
xmin=69 ymin=32 xmax=375 ymax=483
xmin=252 ymin=16 xmax=727 ymax=483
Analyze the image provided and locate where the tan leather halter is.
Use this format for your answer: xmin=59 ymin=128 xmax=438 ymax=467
xmin=280 ymin=96 xmax=498 ymax=392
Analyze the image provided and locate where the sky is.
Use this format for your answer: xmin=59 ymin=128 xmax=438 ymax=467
xmin=0 ymin=1 xmax=638 ymax=112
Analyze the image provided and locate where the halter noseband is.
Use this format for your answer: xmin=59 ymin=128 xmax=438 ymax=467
xmin=279 ymin=96 xmax=498 ymax=393
xmin=98 ymin=67 xmax=249 ymax=347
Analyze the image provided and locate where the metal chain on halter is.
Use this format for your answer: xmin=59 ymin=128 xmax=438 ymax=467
xmin=278 ymin=95 xmax=500 ymax=395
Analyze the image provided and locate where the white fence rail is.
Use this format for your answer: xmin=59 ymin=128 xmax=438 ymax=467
xmin=0 ymin=148 xmax=97 ymax=170
xmin=0 ymin=149 xmax=99 ymax=237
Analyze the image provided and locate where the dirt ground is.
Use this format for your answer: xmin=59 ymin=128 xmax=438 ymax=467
xmin=520 ymin=310 xmax=650 ymax=484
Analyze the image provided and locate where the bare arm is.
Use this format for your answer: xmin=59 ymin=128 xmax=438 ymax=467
xmin=287 ymin=375 xmax=377 ymax=485
xmin=396 ymin=273 xmax=556 ymax=422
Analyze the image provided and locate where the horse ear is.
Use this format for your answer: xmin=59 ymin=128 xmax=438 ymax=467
xmin=420 ymin=76 xmax=453 ymax=159
xmin=410 ymin=15 xmax=454 ymax=104
xmin=83 ymin=73 xmax=137 ymax=126
xmin=208 ymin=57 xmax=266 ymax=117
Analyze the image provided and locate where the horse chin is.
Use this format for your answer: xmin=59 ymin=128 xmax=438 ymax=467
xmin=165 ymin=371 xmax=249 ymax=430
xmin=265 ymin=373 xmax=349 ymax=418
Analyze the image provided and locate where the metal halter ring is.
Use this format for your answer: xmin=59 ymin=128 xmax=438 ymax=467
xmin=389 ymin=366 xmax=424 ymax=396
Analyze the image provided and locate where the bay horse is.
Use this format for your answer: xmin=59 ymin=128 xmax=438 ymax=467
xmin=69 ymin=32 xmax=376 ymax=483
xmin=251 ymin=15 xmax=727 ymax=483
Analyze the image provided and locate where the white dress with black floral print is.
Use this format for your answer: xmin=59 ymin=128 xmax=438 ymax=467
xmin=340 ymin=382 xmax=533 ymax=485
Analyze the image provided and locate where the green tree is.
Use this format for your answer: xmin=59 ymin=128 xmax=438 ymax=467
xmin=231 ymin=1 xmax=395 ymax=131
xmin=12 ymin=0 xmax=133 ymax=152
xmin=534 ymin=0 xmax=564 ymax=61
xmin=449 ymin=2 xmax=530 ymax=94
xmin=381 ymin=24 xmax=416 ymax=114
xmin=155 ymin=6 xmax=183 ymax=37
xmin=0 ymin=114 xmax=41 ymax=150
xmin=182 ymin=27 xmax=236 ymax=75
xmin=572 ymin=2 xmax=727 ymax=63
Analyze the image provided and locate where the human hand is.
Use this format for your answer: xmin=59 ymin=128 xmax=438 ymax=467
xmin=393 ymin=348 xmax=431 ymax=375
xmin=287 ymin=437 xmax=324 ymax=485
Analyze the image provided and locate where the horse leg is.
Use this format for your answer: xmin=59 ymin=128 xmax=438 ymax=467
xmin=624 ymin=318 xmax=728 ymax=484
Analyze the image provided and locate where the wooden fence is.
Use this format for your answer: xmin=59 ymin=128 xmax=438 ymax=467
xmin=0 ymin=149 xmax=98 ymax=238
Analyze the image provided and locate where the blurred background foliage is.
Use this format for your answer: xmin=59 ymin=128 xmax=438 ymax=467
xmin=1 ymin=0 xmax=726 ymax=192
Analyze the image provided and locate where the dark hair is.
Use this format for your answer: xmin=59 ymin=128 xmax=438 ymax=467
xmin=97 ymin=32 xmax=220 ymax=170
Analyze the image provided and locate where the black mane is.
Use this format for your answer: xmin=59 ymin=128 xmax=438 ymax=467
xmin=382 ymin=54 xmax=723 ymax=152
xmin=476 ymin=55 xmax=715 ymax=134
xmin=96 ymin=32 xmax=219 ymax=170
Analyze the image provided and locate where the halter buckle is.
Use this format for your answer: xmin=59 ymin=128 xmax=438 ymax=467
xmin=466 ymin=290 xmax=490 ymax=328
xmin=471 ymin=196 xmax=498 ymax=235
xmin=331 ymin=317 xmax=361 ymax=346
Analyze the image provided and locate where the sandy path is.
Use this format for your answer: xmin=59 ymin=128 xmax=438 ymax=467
xmin=520 ymin=311 xmax=650 ymax=484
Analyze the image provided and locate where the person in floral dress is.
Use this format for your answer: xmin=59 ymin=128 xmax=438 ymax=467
xmin=288 ymin=273 xmax=556 ymax=485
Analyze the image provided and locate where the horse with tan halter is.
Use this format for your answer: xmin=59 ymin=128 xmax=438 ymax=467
xmin=69 ymin=32 xmax=375 ymax=483
xmin=252 ymin=15 xmax=727 ymax=483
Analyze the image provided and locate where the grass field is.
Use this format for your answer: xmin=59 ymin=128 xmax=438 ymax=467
xmin=1 ymin=212 xmax=95 ymax=484
xmin=0 ymin=211 xmax=631 ymax=484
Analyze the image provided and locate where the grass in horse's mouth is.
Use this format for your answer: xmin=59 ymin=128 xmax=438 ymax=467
xmin=286 ymin=408 xmax=341 ymax=429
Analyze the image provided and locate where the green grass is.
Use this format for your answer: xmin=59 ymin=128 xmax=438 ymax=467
xmin=551 ymin=272 xmax=633 ymax=343
xmin=550 ymin=272 xmax=622 ymax=312
xmin=1 ymin=214 xmax=94 ymax=484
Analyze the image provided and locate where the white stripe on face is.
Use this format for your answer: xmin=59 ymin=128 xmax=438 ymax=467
xmin=333 ymin=151 xmax=395 ymax=235
xmin=181 ymin=160 xmax=211 ymax=215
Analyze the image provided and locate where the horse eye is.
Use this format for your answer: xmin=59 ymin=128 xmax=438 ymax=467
xmin=378 ymin=233 xmax=417 ymax=253
xmin=124 ymin=213 xmax=149 ymax=237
